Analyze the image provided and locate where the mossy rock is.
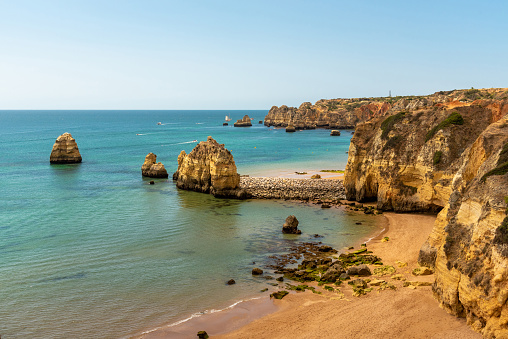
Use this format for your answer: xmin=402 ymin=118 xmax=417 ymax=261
xmin=374 ymin=265 xmax=396 ymax=276
xmin=412 ymin=267 xmax=434 ymax=276
xmin=270 ymin=290 xmax=289 ymax=299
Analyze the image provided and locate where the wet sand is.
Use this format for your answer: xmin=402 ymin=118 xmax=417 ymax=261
xmin=213 ymin=213 xmax=482 ymax=339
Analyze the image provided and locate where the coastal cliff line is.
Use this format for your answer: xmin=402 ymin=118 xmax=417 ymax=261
xmin=264 ymin=88 xmax=507 ymax=130
xmin=342 ymin=87 xmax=508 ymax=338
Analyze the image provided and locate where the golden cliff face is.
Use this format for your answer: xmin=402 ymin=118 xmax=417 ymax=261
xmin=420 ymin=116 xmax=508 ymax=338
xmin=343 ymin=88 xmax=508 ymax=337
xmin=344 ymin=89 xmax=507 ymax=212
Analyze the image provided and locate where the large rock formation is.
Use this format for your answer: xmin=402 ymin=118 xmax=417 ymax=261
xmin=141 ymin=153 xmax=169 ymax=178
xmin=172 ymin=136 xmax=248 ymax=199
xmin=50 ymin=132 xmax=82 ymax=164
xmin=419 ymin=115 xmax=508 ymax=338
xmin=233 ymin=115 xmax=252 ymax=127
xmin=343 ymin=88 xmax=508 ymax=337
xmin=344 ymin=88 xmax=508 ymax=212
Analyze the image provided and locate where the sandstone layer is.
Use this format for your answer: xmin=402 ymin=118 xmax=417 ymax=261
xmin=50 ymin=132 xmax=82 ymax=164
xmin=141 ymin=153 xmax=169 ymax=178
xmin=173 ymin=136 xmax=248 ymax=199
xmin=343 ymin=88 xmax=508 ymax=337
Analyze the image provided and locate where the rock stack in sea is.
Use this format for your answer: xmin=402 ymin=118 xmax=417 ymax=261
xmin=50 ymin=132 xmax=82 ymax=164
xmin=233 ymin=115 xmax=252 ymax=127
xmin=173 ymin=136 xmax=249 ymax=199
xmin=141 ymin=153 xmax=169 ymax=178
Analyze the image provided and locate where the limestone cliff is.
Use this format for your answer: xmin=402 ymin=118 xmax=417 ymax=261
xmin=343 ymin=88 xmax=508 ymax=337
xmin=265 ymin=88 xmax=508 ymax=130
xmin=141 ymin=153 xmax=169 ymax=178
xmin=344 ymin=88 xmax=508 ymax=212
xmin=419 ymin=116 xmax=508 ymax=338
xmin=172 ymin=136 xmax=248 ymax=199
xmin=50 ymin=132 xmax=82 ymax=164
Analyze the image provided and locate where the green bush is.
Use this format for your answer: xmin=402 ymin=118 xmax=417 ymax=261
xmin=433 ymin=151 xmax=443 ymax=165
xmin=381 ymin=111 xmax=406 ymax=139
xmin=382 ymin=135 xmax=403 ymax=152
xmin=425 ymin=112 xmax=464 ymax=142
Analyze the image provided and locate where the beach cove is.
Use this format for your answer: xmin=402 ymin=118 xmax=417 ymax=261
xmin=0 ymin=110 xmax=378 ymax=338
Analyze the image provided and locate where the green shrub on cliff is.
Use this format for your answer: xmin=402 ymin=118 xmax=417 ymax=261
xmin=382 ymin=135 xmax=403 ymax=152
xmin=425 ymin=112 xmax=464 ymax=142
xmin=380 ymin=111 xmax=406 ymax=139
xmin=433 ymin=151 xmax=443 ymax=165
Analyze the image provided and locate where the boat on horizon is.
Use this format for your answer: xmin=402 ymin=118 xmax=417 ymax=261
xmin=225 ymin=115 xmax=231 ymax=122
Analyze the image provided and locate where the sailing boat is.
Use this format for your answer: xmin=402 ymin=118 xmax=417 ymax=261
xmin=225 ymin=115 xmax=231 ymax=122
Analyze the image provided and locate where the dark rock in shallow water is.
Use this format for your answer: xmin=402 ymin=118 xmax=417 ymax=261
xmin=282 ymin=215 xmax=301 ymax=234
xmin=270 ymin=290 xmax=289 ymax=299
xmin=276 ymin=276 xmax=284 ymax=282
xmin=149 ymin=181 xmax=155 ymax=185
xmin=226 ymin=279 xmax=236 ymax=285
xmin=252 ymin=268 xmax=263 ymax=275
xmin=223 ymin=122 xmax=228 ymax=126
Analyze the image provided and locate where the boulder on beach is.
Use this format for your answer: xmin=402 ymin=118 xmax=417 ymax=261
xmin=50 ymin=132 xmax=82 ymax=164
xmin=346 ymin=264 xmax=372 ymax=276
xmin=141 ymin=153 xmax=169 ymax=178
xmin=282 ymin=215 xmax=301 ymax=234
xmin=233 ymin=115 xmax=252 ymax=127
xmin=172 ymin=136 xmax=249 ymax=199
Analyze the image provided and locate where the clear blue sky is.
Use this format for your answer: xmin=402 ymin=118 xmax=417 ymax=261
xmin=0 ymin=0 xmax=506 ymax=109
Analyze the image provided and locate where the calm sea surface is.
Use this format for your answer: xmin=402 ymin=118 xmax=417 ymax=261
xmin=0 ymin=110 xmax=381 ymax=338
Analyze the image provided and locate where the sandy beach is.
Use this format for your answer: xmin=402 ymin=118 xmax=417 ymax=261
xmin=212 ymin=213 xmax=481 ymax=339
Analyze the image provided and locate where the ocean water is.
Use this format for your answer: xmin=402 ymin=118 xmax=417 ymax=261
xmin=0 ymin=110 xmax=382 ymax=338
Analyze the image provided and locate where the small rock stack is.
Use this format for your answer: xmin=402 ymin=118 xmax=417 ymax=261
xmin=50 ymin=132 xmax=82 ymax=164
xmin=141 ymin=153 xmax=169 ymax=178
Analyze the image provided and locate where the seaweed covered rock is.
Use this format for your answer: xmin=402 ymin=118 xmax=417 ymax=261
xmin=50 ymin=132 xmax=82 ymax=164
xmin=173 ymin=136 xmax=249 ymax=199
xmin=141 ymin=153 xmax=169 ymax=178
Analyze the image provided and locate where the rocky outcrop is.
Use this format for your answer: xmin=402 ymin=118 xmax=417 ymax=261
xmin=50 ymin=132 xmax=82 ymax=164
xmin=416 ymin=116 xmax=508 ymax=338
xmin=330 ymin=130 xmax=341 ymax=136
xmin=172 ymin=136 xmax=248 ymax=199
xmin=342 ymin=88 xmax=508 ymax=337
xmin=344 ymin=88 xmax=508 ymax=212
xmin=233 ymin=115 xmax=252 ymax=127
xmin=141 ymin=153 xmax=169 ymax=178
xmin=282 ymin=215 xmax=301 ymax=234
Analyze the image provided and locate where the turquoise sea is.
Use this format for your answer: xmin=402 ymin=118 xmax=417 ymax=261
xmin=0 ymin=110 xmax=382 ymax=338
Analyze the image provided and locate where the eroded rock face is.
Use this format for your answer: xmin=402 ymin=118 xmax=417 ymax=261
xmin=50 ymin=132 xmax=82 ymax=164
xmin=172 ymin=136 xmax=248 ymax=199
xmin=141 ymin=153 xmax=169 ymax=178
xmin=417 ymin=116 xmax=508 ymax=338
xmin=344 ymin=88 xmax=508 ymax=212
xmin=233 ymin=115 xmax=252 ymax=127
